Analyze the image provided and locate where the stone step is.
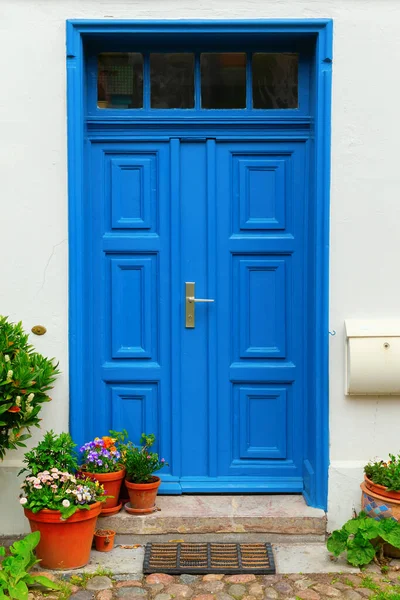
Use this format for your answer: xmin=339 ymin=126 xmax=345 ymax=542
xmin=99 ymin=494 xmax=326 ymax=541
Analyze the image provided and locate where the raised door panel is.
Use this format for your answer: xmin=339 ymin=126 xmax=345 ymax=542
xmin=110 ymin=256 xmax=157 ymax=359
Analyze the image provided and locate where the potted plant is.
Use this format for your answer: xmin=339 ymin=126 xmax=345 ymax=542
xmin=79 ymin=434 xmax=125 ymax=516
xmin=19 ymin=432 xmax=107 ymax=570
xmin=0 ymin=316 xmax=60 ymax=460
xmin=121 ymin=433 xmax=167 ymax=514
xmin=362 ymin=454 xmax=400 ymax=522
xmin=93 ymin=528 xmax=116 ymax=552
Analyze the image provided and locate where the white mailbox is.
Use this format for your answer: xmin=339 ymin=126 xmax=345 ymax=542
xmin=345 ymin=320 xmax=400 ymax=395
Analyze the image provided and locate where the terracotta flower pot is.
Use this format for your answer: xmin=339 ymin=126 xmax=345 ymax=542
xmin=125 ymin=476 xmax=161 ymax=514
xmin=24 ymin=502 xmax=102 ymax=570
xmin=94 ymin=528 xmax=115 ymax=552
xmin=361 ymin=482 xmax=400 ymax=558
xmin=84 ymin=467 xmax=126 ymax=515
xmin=364 ymin=475 xmax=400 ymax=501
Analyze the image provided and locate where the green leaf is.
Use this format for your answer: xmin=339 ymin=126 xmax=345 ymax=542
xmin=347 ymin=534 xmax=376 ymax=566
xmin=10 ymin=531 xmax=40 ymax=555
xmin=327 ymin=529 xmax=348 ymax=556
xmin=0 ymin=403 xmax=13 ymax=414
xmin=359 ymin=518 xmax=381 ymax=540
xmin=344 ymin=518 xmax=362 ymax=535
xmin=8 ymin=580 xmax=28 ymax=600
xmin=379 ymin=519 xmax=400 ymax=547
xmin=0 ymin=546 xmax=5 ymax=557
xmin=32 ymin=575 xmax=60 ymax=590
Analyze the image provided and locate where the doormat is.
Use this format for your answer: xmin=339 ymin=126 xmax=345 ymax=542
xmin=143 ymin=542 xmax=275 ymax=575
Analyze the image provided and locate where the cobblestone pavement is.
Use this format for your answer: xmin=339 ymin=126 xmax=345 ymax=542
xmin=29 ymin=568 xmax=400 ymax=600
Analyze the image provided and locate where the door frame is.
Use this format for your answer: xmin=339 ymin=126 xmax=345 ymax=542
xmin=66 ymin=19 xmax=333 ymax=509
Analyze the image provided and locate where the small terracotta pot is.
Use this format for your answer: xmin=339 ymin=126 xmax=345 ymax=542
xmin=364 ymin=475 xmax=400 ymax=501
xmin=83 ymin=467 xmax=126 ymax=515
xmin=125 ymin=476 xmax=161 ymax=513
xmin=24 ymin=502 xmax=102 ymax=570
xmin=94 ymin=529 xmax=115 ymax=552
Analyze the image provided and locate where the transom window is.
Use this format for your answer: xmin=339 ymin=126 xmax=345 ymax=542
xmin=97 ymin=52 xmax=298 ymax=110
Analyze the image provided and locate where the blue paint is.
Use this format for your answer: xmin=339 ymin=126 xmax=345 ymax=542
xmin=67 ymin=19 xmax=332 ymax=509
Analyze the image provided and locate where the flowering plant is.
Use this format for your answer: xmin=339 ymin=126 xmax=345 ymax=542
xmin=19 ymin=468 xmax=106 ymax=520
xmin=0 ymin=316 xmax=60 ymax=460
xmin=364 ymin=454 xmax=400 ymax=491
xmin=121 ymin=433 xmax=168 ymax=484
xmin=80 ymin=435 xmax=122 ymax=473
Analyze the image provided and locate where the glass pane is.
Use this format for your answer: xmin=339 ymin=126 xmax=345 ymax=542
xmin=98 ymin=53 xmax=143 ymax=109
xmin=201 ymin=53 xmax=246 ymax=109
xmin=150 ymin=54 xmax=194 ymax=109
xmin=252 ymin=53 xmax=298 ymax=109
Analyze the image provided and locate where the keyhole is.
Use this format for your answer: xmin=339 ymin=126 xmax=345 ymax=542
xmin=384 ymin=342 xmax=390 ymax=349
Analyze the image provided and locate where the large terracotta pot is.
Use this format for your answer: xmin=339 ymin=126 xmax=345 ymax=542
xmin=361 ymin=482 xmax=400 ymax=558
xmin=84 ymin=467 xmax=126 ymax=515
xmin=364 ymin=475 xmax=400 ymax=501
xmin=24 ymin=502 xmax=102 ymax=570
xmin=125 ymin=476 xmax=161 ymax=514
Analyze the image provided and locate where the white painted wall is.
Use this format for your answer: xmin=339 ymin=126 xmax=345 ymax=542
xmin=1 ymin=0 xmax=400 ymax=535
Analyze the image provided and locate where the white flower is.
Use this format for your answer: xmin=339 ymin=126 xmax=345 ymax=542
xmin=4 ymin=355 xmax=10 ymax=363
xmin=15 ymin=396 xmax=21 ymax=407
xmin=27 ymin=393 xmax=34 ymax=403
xmin=66 ymin=489 xmax=72 ymax=494
xmin=26 ymin=406 xmax=33 ymax=414
xmin=19 ymin=497 xmax=27 ymax=505
xmin=50 ymin=468 xmax=59 ymax=473
xmin=7 ymin=370 xmax=13 ymax=379
xmin=62 ymin=499 xmax=70 ymax=508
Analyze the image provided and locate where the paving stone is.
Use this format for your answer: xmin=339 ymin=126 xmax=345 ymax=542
xmin=154 ymin=594 xmax=172 ymax=600
xmin=97 ymin=592 xmax=113 ymax=600
xmin=204 ymin=574 xmax=225 ymax=581
xmin=165 ymin=584 xmax=194 ymax=598
xmin=216 ymin=593 xmax=235 ymax=600
xmin=180 ymin=575 xmax=200 ymax=584
xmin=199 ymin=581 xmax=225 ymax=593
xmin=248 ymin=583 xmax=264 ymax=596
xmin=117 ymin=581 xmax=144 ymax=588
xmin=148 ymin=584 xmax=165 ymax=593
xmin=343 ymin=591 xmax=362 ymax=600
xmin=356 ymin=590 xmax=375 ymax=598
xmin=86 ymin=576 xmax=113 ymax=591
xmin=193 ymin=595 xmax=215 ymax=600
xmin=294 ymin=590 xmax=321 ymax=600
xmin=70 ymin=592 xmax=95 ymax=600
xmin=228 ymin=584 xmax=247 ymax=598
xmin=262 ymin=576 xmax=281 ymax=587
xmin=242 ymin=596 xmax=257 ymax=600
xmin=263 ymin=590 xmax=279 ymax=600
xmin=147 ymin=574 xmax=175 ymax=585
xmin=117 ymin=588 xmax=148 ymax=598
xmin=225 ymin=575 xmax=256 ymax=584
xmin=294 ymin=578 xmax=315 ymax=590
xmin=333 ymin=582 xmax=349 ymax=590
xmin=312 ymin=583 xmax=341 ymax=597
xmin=274 ymin=580 xmax=293 ymax=594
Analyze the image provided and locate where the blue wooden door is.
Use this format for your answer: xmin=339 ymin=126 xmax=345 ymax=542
xmin=88 ymin=135 xmax=306 ymax=493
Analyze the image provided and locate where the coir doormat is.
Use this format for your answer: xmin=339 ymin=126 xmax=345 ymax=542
xmin=143 ymin=542 xmax=275 ymax=575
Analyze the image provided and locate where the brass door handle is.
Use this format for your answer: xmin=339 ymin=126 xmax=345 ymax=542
xmin=185 ymin=282 xmax=214 ymax=328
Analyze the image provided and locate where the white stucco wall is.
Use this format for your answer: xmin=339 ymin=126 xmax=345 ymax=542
xmin=1 ymin=0 xmax=400 ymax=535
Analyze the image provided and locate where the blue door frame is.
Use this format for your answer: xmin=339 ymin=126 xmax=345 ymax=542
xmin=66 ymin=19 xmax=332 ymax=510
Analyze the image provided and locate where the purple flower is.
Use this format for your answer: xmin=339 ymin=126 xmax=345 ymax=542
xmin=161 ymin=458 xmax=165 ymax=463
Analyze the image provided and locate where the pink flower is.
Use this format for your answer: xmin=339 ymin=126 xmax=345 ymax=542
xmin=19 ymin=497 xmax=27 ymax=505
xmin=33 ymin=484 xmax=42 ymax=489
